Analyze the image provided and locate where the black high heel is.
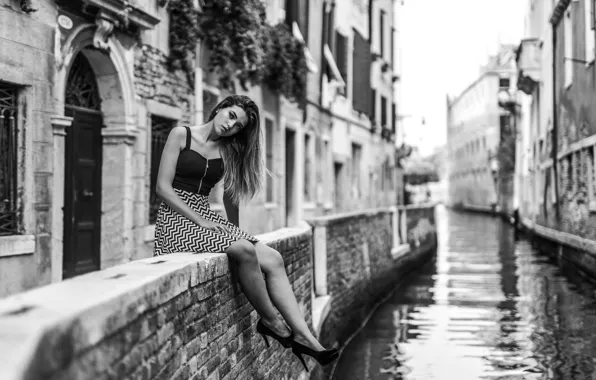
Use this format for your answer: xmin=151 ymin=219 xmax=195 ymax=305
xmin=291 ymin=341 xmax=339 ymax=371
xmin=256 ymin=319 xmax=294 ymax=348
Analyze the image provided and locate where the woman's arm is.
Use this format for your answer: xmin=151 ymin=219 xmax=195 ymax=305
xmin=156 ymin=127 xmax=227 ymax=232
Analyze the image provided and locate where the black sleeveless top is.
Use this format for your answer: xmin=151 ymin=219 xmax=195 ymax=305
xmin=172 ymin=127 xmax=225 ymax=196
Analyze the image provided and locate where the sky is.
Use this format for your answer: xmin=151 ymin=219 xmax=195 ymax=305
xmin=398 ymin=0 xmax=527 ymax=157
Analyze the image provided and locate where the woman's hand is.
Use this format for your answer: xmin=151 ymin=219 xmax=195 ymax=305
xmin=198 ymin=219 xmax=230 ymax=234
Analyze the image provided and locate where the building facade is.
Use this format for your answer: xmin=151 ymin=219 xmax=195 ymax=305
xmin=0 ymin=0 xmax=402 ymax=297
xmin=515 ymin=0 xmax=596 ymax=238
xmin=446 ymin=45 xmax=518 ymax=212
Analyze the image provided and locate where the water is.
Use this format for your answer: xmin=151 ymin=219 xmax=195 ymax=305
xmin=332 ymin=206 xmax=596 ymax=380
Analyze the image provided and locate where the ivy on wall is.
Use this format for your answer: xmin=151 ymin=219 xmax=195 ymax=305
xmin=166 ymin=0 xmax=308 ymax=101
xmin=261 ymin=23 xmax=308 ymax=103
xmin=166 ymin=0 xmax=201 ymax=87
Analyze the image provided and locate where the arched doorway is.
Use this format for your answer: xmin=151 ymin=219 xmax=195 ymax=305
xmin=63 ymin=53 xmax=103 ymax=279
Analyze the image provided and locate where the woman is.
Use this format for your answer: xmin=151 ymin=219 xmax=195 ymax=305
xmin=154 ymin=95 xmax=338 ymax=371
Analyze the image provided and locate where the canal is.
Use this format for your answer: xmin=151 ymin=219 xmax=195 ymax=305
xmin=332 ymin=206 xmax=596 ymax=380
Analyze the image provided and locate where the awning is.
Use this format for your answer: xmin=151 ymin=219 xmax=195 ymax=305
xmin=293 ymin=22 xmax=318 ymax=73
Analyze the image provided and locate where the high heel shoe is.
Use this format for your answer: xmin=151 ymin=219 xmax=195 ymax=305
xmin=256 ymin=319 xmax=294 ymax=348
xmin=291 ymin=340 xmax=339 ymax=371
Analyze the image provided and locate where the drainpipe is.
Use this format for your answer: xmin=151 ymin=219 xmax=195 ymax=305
xmin=195 ymin=1 xmax=204 ymax=125
xmin=551 ymin=24 xmax=560 ymax=222
xmin=194 ymin=43 xmax=204 ymax=124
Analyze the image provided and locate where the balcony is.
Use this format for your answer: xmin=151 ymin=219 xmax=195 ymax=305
xmin=515 ymin=38 xmax=541 ymax=95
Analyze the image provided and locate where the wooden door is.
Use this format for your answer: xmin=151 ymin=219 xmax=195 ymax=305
xmin=63 ymin=53 xmax=103 ymax=279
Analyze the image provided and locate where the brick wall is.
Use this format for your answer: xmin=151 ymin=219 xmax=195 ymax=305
xmin=134 ymin=44 xmax=194 ymax=123
xmin=307 ymin=205 xmax=437 ymax=380
xmin=0 ymin=224 xmax=313 ymax=380
xmin=0 ymin=207 xmax=436 ymax=380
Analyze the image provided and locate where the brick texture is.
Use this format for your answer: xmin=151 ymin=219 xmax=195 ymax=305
xmin=308 ymin=206 xmax=437 ymax=380
xmin=0 ymin=227 xmax=312 ymax=380
xmin=0 ymin=209 xmax=437 ymax=380
xmin=134 ymin=44 xmax=194 ymax=124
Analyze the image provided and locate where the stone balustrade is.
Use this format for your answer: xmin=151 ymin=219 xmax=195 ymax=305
xmin=0 ymin=205 xmax=437 ymax=380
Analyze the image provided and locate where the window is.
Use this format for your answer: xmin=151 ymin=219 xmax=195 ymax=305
xmin=265 ymin=117 xmax=274 ymax=203
xmin=391 ymin=102 xmax=396 ymax=133
xmin=379 ymin=10 xmax=385 ymax=58
xmin=304 ymin=134 xmax=312 ymax=202
xmin=285 ymin=0 xmax=309 ymax=43
xmin=0 ymin=82 xmax=19 ymax=235
xmin=323 ymin=140 xmax=330 ymax=203
xmin=590 ymin=147 xmax=596 ymax=207
xmin=381 ymin=95 xmax=387 ymax=127
xmin=203 ymin=89 xmax=219 ymax=124
xmin=351 ymin=143 xmax=362 ymax=198
xmin=586 ymin=0 xmax=595 ymax=63
xmin=149 ymin=115 xmax=177 ymax=224
xmin=352 ymin=28 xmax=372 ymax=114
xmin=566 ymin=155 xmax=572 ymax=192
xmin=575 ymin=151 xmax=581 ymax=193
xmin=335 ymin=31 xmax=349 ymax=96
xmin=499 ymin=77 xmax=510 ymax=90
xmin=564 ymin=10 xmax=573 ymax=87
xmin=391 ymin=27 xmax=395 ymax=70
xmin=371 ymin=88 xmax=377 ymax=123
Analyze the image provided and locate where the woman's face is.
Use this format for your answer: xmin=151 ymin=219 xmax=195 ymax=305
xmin=213 ymin=105 xmax=249 ymax=137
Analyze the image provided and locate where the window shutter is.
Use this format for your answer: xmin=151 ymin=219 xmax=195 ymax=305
xmin=381 ymin=96 xmax=387 ymax=127
xmin=371 ymin=88 xmax=376 ymax=122
xmin=298 ymin=0 xmax=309 ymax=43
xmin=392 ymin=102 xmax=396 ymax=133
xmin=328 ymin=5 xmax=335 ymax=53
xmin=587 ymin=0 xmax=596 ymax=30
xmin=335 ymin=31 xmax=348 ymax=81
xmin=352 ymin=29 xmax=371 ymax=114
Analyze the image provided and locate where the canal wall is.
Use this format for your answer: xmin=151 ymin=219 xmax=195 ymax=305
xmin=307 ymin=204 xmax=438 ymax=380
xmin=520 ymin=218 xmax=596 ymax=281
xmin=0 ymin=205 xmax=437 ymax=380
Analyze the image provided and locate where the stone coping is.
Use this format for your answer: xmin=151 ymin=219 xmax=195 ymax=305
xmin=521 ymin=217 xmax=596 ymax=258
xmin=0 ymin=222 xmax=312 ymax=380
xmin=306 ymin=204 xmax=436 ymax=227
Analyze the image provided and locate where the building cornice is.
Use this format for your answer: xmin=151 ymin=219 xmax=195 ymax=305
xmin=83 ymin=0 xmax=161 ymax=30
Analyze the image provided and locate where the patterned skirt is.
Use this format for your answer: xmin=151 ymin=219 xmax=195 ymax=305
xmin=153 ymin=188 xmax=258 ymax=256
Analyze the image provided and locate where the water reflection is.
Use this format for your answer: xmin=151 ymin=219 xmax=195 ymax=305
xmin=332 ymin=206 xmax=596 ymax=380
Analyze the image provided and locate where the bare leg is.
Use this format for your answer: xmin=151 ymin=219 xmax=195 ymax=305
xmin=225 ymin=240 xmax=290 ymax=336
xmin=254 ymin=242 xmax=326 ymax=351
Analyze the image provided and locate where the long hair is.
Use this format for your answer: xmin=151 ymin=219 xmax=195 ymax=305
xmin=207 ymin=95 xmax=265 ymax=205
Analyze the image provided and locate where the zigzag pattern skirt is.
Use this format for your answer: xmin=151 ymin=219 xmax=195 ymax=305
xmin=153 ymin=188 xmax=258 ymax=256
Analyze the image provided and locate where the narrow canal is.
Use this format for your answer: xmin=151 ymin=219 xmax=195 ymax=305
xmin=332 ymin=206 xmax=596 ymax=380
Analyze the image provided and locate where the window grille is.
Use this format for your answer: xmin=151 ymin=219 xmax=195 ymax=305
xmin=0 ymin=82 xmax=19 ymax=235
xmin=149 ymin=115 xmax=177 ymax=224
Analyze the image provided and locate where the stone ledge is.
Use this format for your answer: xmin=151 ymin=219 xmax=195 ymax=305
xmin=306 ymin=207 xmax=392 ymax=226
xmin=0 ymin=235 xmax=36 ymax=258
xmin=0 ymin=222 xmax=314 ymax=380
xmin=391 ymin=243 xmax=410 ymax=259
xmin=398 ymin=202 xmax=439 ymax=211
xmin=522 ymin=218 xmax=596 ymax=258
xmin=0 ymin=252 xmax=227 ymax=379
